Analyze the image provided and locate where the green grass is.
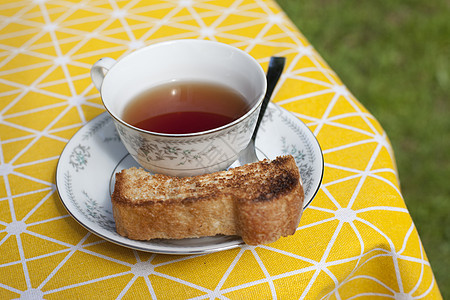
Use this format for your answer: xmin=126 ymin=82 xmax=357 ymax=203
xmin=276 ymin=0 xmax=449 ymax=297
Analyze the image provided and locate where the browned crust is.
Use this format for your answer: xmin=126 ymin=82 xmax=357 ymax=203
xmin=111 ymin=155 xmax=304 ymax=245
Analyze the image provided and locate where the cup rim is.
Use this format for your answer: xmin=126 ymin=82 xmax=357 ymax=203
xmin=100 ymin=39 xmax=267 ymax=138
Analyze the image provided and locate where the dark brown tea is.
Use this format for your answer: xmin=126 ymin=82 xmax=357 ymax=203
xmin=122 ymin=81 xmax=249 ymax=134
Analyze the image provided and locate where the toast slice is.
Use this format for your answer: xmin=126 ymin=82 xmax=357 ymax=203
xmin=111 ymin=155 xmax=304 ymax=245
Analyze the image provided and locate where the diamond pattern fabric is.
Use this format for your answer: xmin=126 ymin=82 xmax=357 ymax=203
xmin=0 ymin=0 xmax=442 ymax=299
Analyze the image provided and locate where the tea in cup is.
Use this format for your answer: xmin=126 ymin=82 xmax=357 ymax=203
xmin=91 ymin=39 xmax=267 ymax=176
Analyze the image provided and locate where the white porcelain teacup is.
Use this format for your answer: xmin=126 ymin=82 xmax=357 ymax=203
xmin=91 ymin=39 xmax=267 ymax=176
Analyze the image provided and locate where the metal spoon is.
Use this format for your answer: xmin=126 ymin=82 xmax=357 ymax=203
xmin=238 ymin=56 xmax=286 ymax=165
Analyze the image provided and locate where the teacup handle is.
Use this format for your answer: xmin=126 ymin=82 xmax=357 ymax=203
xmin=90 ymin=57 xmax=116 ymax=91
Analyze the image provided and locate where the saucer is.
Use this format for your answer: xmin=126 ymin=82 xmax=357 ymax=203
xmin=56 ymin=103 xmax=324 ymax=254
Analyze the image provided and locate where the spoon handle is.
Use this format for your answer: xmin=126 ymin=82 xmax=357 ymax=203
xmin=252 ymin=56 xmax=286 ymax=141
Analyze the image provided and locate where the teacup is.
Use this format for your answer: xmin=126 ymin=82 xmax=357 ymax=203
xmin=91 ymin=39 xmax=267 ymax=176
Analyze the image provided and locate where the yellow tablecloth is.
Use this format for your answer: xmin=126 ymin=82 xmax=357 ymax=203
xmin=0 ymin=0 xmax=442 ymax=299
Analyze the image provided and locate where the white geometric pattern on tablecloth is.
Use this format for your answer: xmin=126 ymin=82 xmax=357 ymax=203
xmin=0 ymin=0 xmax=437 ymax=299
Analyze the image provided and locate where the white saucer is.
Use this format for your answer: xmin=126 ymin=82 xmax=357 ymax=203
xmin=56 ymin=103 xmax=323 ymax=254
